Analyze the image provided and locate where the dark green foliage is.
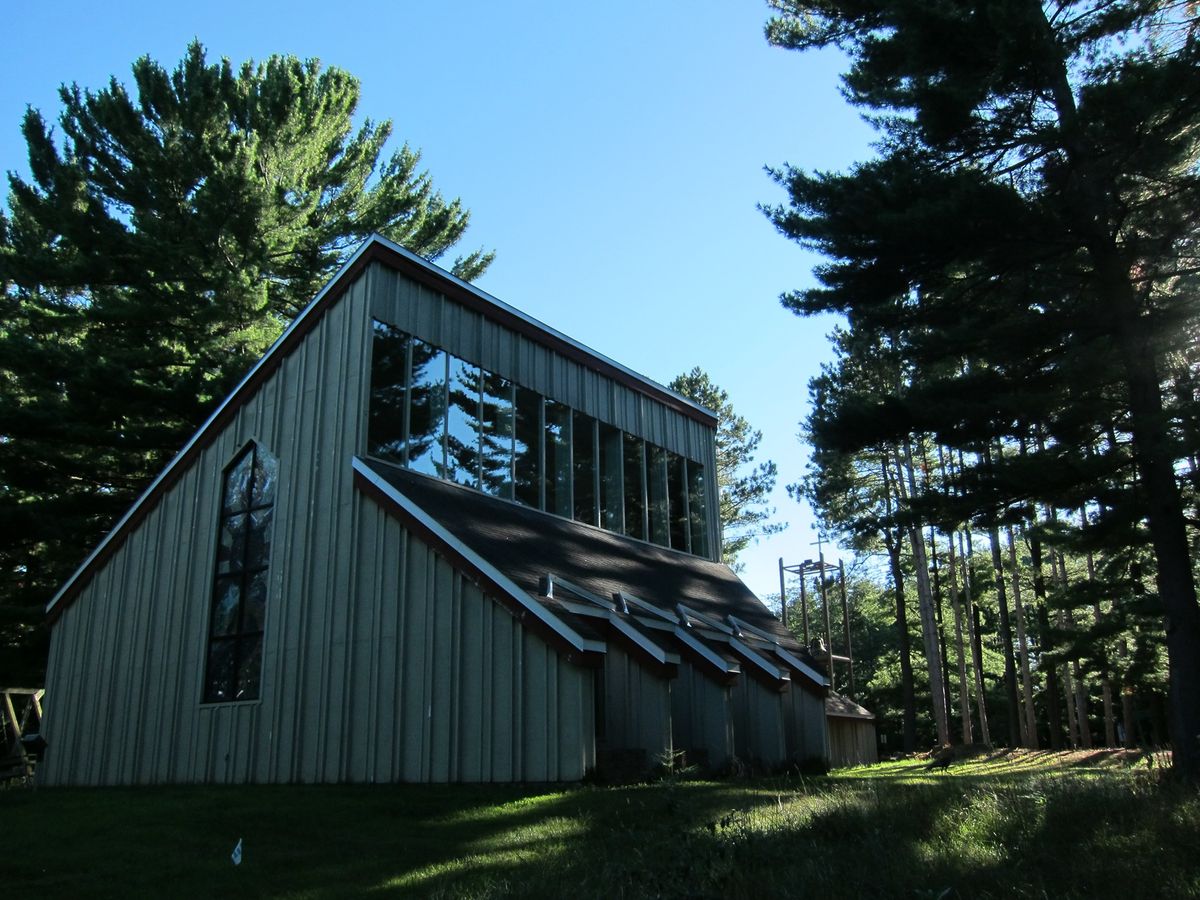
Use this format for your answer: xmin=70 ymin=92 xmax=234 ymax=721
xmin=765 ymin=0 xmax=1200 ymax=774
xmin=669 ymin=367 xmax=783 ymax=565
xmin=0 ymin=42 xmax=492 ymax=684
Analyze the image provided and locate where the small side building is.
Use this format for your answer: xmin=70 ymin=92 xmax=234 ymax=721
xmin=825 ymin=693 xmax=878 ymax=768
xmin=39 ymin=235 xmax=829 ymax=785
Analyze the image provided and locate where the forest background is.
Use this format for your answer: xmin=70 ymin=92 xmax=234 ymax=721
xmin=3 ymin=1 xmax=1199 ymax=776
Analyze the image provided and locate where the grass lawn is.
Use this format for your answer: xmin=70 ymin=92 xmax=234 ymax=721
xmin=3 ymin=749 xmax=1196 ymax=898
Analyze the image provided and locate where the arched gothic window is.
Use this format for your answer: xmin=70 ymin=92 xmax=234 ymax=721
xmin=203 ymin=442 xmax=277 ymax=703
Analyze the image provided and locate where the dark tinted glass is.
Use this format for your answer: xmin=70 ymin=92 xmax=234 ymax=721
xmin=205 ymin=639 xmax=236 ymax=703
xmin=407 ymin=339 xmax=446 ymax=477
xmin=447 ymin=356 xmax=482 ymax=487
xmin=572 ymin=410 xmax=596 ymax=525
xmin=513 ymin=387 xmax=541 ymax=508
xmin=599 ymin=423 xmax=623 ymax=532
xmin=211 ymin=578 xmax=241 ymax=636
xmin=688 ymin=461 xmax=709 ymax=558
xmin=622 ymin=434 xmax=645 ymax=541
xmin=544 ymin=401 xmax=571 ymax=518
xmin=667 ymin=451 xmax=688 ymax=551
xmin=217 ymin=514 xmax=248 ymax=575
xmin=367 ymin=321 xmax=410 ymax=464
xmin=647 ymin=444 xmax=669 ymax=547
xmin=252 ymin=449 xmax=279 ymax=508
xmin=480 ymin=371 xmax=514 ymax=498
xmin=236 ymin=636 xmax=263 ymax=700
xmin=246 ymin=508 xmax=273 ymax=571
xmin=242 ymin=570 xmax=268 ymax=633
xmin=223 ymin=452 xmax=254 ymax=514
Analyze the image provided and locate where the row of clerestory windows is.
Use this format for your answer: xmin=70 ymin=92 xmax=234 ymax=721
xmin=367 ymin=319 xmax=711 ymax=557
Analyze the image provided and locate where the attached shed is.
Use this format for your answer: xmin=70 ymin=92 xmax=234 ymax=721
xmin=40 ymin=235 xmax=830 ymax=786
xmin=825 ymin=693 xmax=878 ymax=768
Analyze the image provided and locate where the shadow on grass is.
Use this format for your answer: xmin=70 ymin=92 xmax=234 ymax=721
xmin=4 ymin=767 xmax=1198 ymax=899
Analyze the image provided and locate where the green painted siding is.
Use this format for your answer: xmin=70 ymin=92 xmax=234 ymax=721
xmin=41 ymin=268 xmax=593 ymax=786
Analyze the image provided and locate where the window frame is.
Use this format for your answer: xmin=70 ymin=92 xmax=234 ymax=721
xmin=201 ymin=441 xmax=277 ymax=705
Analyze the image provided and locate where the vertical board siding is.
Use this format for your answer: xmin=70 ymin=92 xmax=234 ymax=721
xmin=730 ymin=678 xmax=787 ymax=768
xmin=782 ymin=686 xmax=829 ymax=764
xmin=671 ymin=665 xmax=733 ymax=770
xmin=828 ymin=719 xmax=877 ymax=768
xmin=41 ymin=260 xmax=754 ymax=787
xmin=42 ymin=264 xmax=593 ymax=785
xmin=602 ymin=645 xmax=672 ymax=764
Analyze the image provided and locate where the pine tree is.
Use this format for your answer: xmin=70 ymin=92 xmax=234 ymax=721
xmin=763 ymin=0 xmax=1200 ymax=774
xmin=669 ymin=367 xmax=783 ymax=565
xmin=0 ymin=42 xmax=493 ymax=683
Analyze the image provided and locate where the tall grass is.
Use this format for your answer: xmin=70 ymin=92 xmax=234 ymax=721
xmin=4 ymin=754 xmax=1196 ymax=898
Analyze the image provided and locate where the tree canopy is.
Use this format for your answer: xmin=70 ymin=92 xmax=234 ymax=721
xmin=669 ymin=367 xmax=783 ymax=566
xmin=765 ymin=1 xmax=1200 ymax=774
xmin=0 ymin=42 xmax=492 ymax=683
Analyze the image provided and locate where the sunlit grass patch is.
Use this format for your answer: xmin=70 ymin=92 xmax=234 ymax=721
xmin=6 ymin=754 xmax=1197 ymax=899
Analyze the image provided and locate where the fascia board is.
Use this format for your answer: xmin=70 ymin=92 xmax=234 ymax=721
xmin=617 ymin=591 xmax=678 ymax=623
xmin=632 ymin=615 xmax=676 ymax=633
xmin=546 ymin=574 xmax=616 ymax=611
xmin=774 ymin=646 xmax=829 ymax=688
xmin=677 ymin=603 xmax=734 ymax=636
xmin=730 ymin=638 xmax=788 ymax=682
xmin=353 ymin=458 xmax=602 ymax=654
xmin=557 ymin=599 xmax=611 ymax=620
xmin=673 ymin=626 xmax=737 ymax=675
xmin=608 ymin=614 xmax=678 ymax=666
xmin=724 ymin=613 xmax=827 ymax=688
xmin=46 ymin=240 xmax=382 ymax=616
xmin=728 ymin=615 xmax=784 ymax=644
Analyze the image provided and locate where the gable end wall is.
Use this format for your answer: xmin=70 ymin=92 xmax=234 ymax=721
xmin=41 ymin=265 xmax=594 ymax=785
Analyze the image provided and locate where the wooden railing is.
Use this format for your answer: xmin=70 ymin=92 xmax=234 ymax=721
xmin=2 ymin=688 xmax=44 ymax=783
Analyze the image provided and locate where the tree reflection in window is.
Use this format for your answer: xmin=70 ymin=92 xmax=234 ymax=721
xmin=544 ymin=400 xmax=572 ymax=518
xmin=598 ymin=423 xmax=623 ymax=532
xmin=447 ymin=356 xmax=482 ymax=488
xmin=647 ymin=443 xmax=669 ymax=546
xmin=667 ymin=451 xmax=688 ymax=551
xmin=622 ymin=434 xmax=646 ymax=541
xmin=367 ymin=318 xmax=713 ymax=557
xmin=205 ymin=442 xmax=277 ymax=703
xmin=407 ymin=338 xmax=446 ymax=477
xmin=367 ymin=321 xmax=410 ymax=464
xmin=513 ymin=387 xmax=541 ymax=508
xmin=687 ymin=460 xmax=709 ymax=558
xmin=573 ymin=410 xmax=597 ymax=525
xmin=480 ymin=371 xmax=514 ymax=499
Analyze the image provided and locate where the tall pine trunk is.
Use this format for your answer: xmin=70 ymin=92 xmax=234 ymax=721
xmin=960 ymin=529 xmax=991 ymax=746
xmin=989 ymin=521 xmax=1022 ymax=748
xmin=1007 ymin=525 xmax=1038 ymax=748
xmin=946 ymin=530 xmax=974 ymax=745
xmin=1036 ymin=0 xmax=1200 ymax=776
xmin=896 ymin=440 xmax=950 ymax=746
xmin=882 ymin=455 xmax=918 ymax=752
xmin=1029 ymin=531 xmax=1063 ymax=749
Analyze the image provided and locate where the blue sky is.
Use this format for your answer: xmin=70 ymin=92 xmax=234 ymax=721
xmin=1 ymin=1 xmax=876 ymax=600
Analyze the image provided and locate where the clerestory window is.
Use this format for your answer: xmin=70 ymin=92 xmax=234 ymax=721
xmin=367 ymin=318 xmax=710 ymax=557
xmin=203 ymin=442 xmax=277 ymax=704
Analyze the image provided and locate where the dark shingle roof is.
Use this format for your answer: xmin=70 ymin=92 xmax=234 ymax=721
xmin=826 ymin=692 xmax=875 ymax=720
xmin=359 ymin=458 xmax=806 ymax=656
